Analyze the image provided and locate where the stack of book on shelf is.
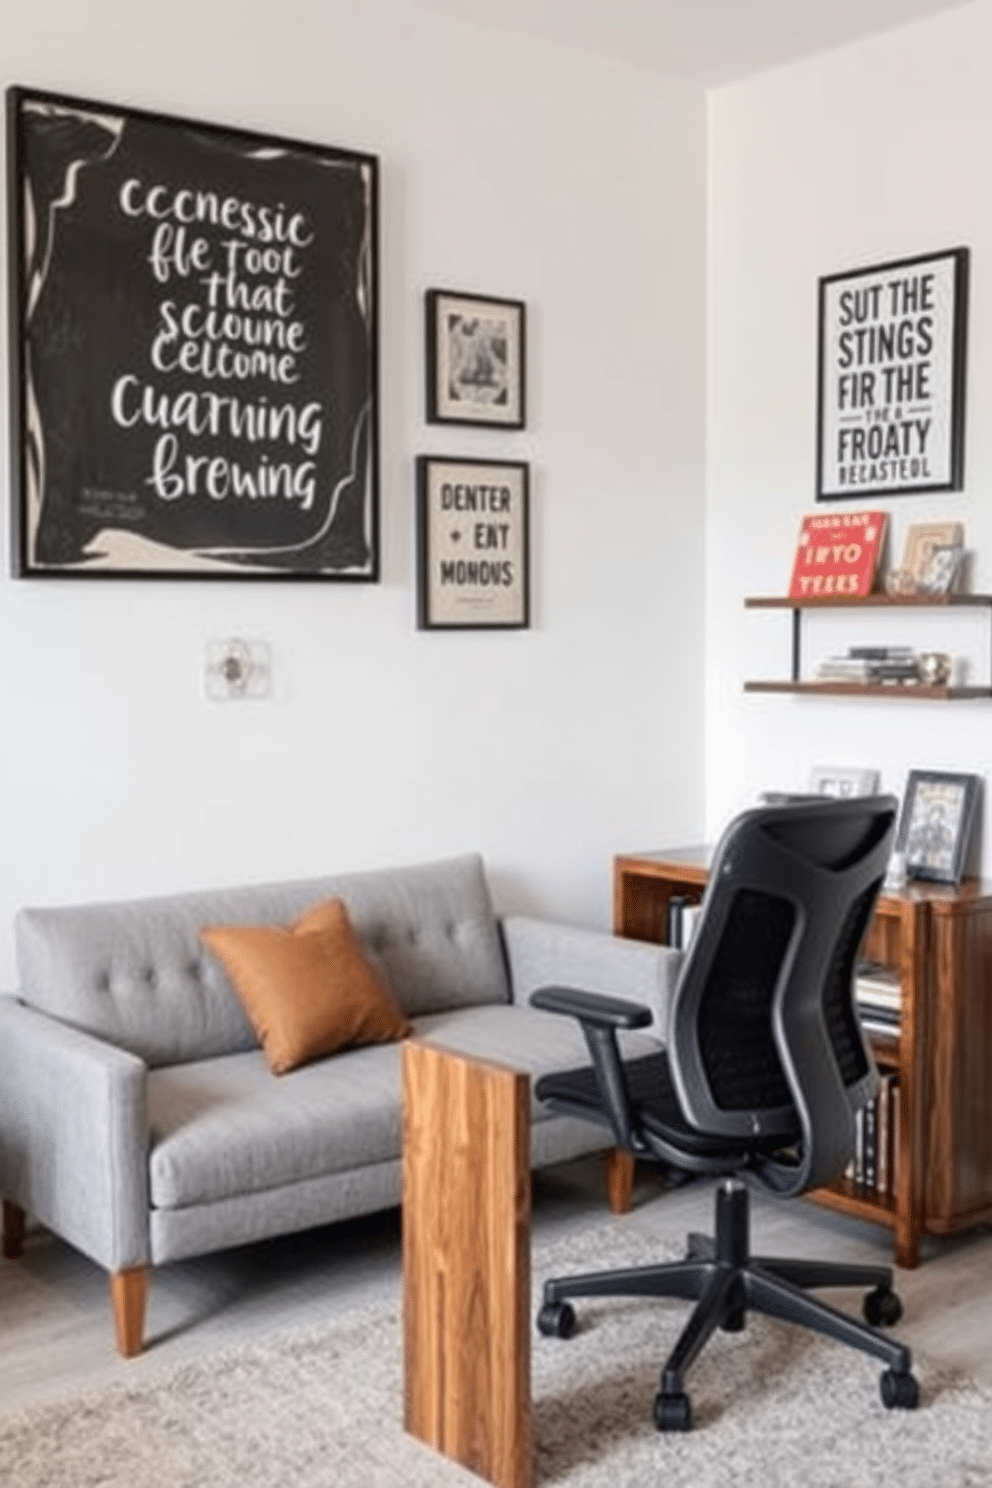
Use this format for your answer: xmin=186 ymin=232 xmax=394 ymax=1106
xmin=666 ymin=895 xmax=703 ymax=950
xmin=855 ymin=960 xmax=902 ymax=1038
xmin=846 ymin=1073 xmax=901 ymax=1198
xmin=815 ymin=646 xmax=920 ymax=685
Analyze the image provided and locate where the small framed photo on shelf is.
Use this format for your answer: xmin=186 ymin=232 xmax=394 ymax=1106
xmin=816 ymin=247 xmax=969 ymax=500
xmin=896 ymin=769 xmax=981 ymax=884
xmin=808 ymin=765 xmax=881 ymax=798
xmin=416 ymin=456 xmax=529 ymax=630
xmin=894 ymin=520 xmax=965 ymax=597
xmin=425 ymin=289 xmax=525 ymax=427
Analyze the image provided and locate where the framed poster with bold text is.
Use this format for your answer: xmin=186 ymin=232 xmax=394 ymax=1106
xmin=416 ymin=456 xmax=529 ymax=629
xmin=816 ymin=248 xmax=968 ymax=501
xmin=7 ymin=86 xmax=379 ymax=579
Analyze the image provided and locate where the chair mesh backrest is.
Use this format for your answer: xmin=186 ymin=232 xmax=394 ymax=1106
xmin=698 ymin=888 xmax=794 ymax=1111
xmin=821 ymin=883 xmax=876 ymax=1088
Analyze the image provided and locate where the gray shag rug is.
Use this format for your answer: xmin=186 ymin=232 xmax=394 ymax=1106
xmin=2 ymin=1225 xmax=990 ymax=1487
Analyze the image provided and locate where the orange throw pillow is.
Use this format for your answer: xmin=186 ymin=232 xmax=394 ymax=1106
xmin=200 ymin=897 xmax=411 ymax=1075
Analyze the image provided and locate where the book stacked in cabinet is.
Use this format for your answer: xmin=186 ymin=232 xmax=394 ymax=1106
xmin=614 ymin=847 xmax=992 ymax=1267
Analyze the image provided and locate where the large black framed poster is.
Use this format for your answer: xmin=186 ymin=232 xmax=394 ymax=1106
xmin=6 ymin=87 xmax=379 ymax=579
xmin=816 ymin=248 xmax=968 ymax=501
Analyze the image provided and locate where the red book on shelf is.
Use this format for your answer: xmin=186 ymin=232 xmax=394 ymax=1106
xmin=788 ymin=510 xmax=887 ymax=599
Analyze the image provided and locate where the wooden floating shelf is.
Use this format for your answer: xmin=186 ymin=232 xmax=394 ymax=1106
xmin=745 ymin=594 xmax=992 ymax=610
xmin=744 ymin=593 xmax=992 ymax=698
xmin=744 ymin=680 xmax=992 ymax=700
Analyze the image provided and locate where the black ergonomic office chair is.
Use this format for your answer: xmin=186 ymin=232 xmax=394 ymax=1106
xmin=531 ymin=796 xmax=918 ymax=1432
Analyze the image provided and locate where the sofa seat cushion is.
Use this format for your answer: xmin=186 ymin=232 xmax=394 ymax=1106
xmin=148 ymin=1006 xmax=664 ymax=1212
xmin=148 ymin=1042 xmax=406 ymax=1210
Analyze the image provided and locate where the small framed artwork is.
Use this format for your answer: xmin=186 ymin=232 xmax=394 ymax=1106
xmin=416 ymin=456 xmax=529 ymax=630
xmin=425 ymin=289 xmax=525 ymax=427
xmin=808 ymin=765 xmax=881 ymax=798
xmin=7 ymin=86 xmax=379 ymax=580
xmin=816 ymin=248 xmax=969 ymax=500
xmin=917 ymin=544 xmax=963 ymax=595
xmin=896 ymin=769 xmax=981 ymax=884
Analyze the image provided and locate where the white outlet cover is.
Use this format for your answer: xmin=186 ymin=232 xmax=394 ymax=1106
xmin=204 ymin=638 xmax=271 ymax=700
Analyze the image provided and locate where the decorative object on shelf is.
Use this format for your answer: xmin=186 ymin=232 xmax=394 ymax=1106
xmin=808 ymin=765 xmax=881 ymax=797
xmin=6 ymin=87 xmax=379 ymax=582
xmin=788 ymin=510 xmax=887 ymax=599
xmin=425 ymin=289 xmax=525 ymax=428
xmin=816 ymin=247 xmax=969 ymax=500
xmin=416 ymin=455 xmax=529 ymax=630
xmin=916 ymin=651 xmax=953 ymax=686
xmin=884 ymin=568 xmax=918 ymax=596
xmin=896 ymin=769 xmax=981 ymax=884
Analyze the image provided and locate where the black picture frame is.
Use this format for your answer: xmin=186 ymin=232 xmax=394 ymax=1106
xmin=7 ymin=86 xmax=379 ymax=580
xmin=416 ymin=456 xmax=529 ymax=629
xmin=896 ymin=769 xmax=981 ymax=885
xmin=425 ymin=289 xmax=525 ymax=428
xmin=816 ymin=247 xmax=968 ymax=501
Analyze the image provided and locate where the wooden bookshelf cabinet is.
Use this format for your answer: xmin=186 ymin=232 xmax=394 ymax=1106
xmin=613 ymin=848 xmax=992 ymax=1268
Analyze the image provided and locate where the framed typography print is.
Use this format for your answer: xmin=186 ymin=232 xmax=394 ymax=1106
xmin=425 ymin=289 xmax=525 ymax=428
xmin=896 ymin=769 xmax=980 ymax=885
xmin=7 ymin=86 xmax=379 ymax=579
xmin=816 ymin=248 xmax=968 ymax=501
xmin=416 ymin=456 xmax=529 ymax=629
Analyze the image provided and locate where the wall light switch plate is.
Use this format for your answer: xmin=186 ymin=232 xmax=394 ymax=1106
xmin=204 ymin=638 xmax=271 ymax=700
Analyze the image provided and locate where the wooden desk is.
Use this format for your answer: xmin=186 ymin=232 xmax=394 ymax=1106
xmin=614 ymin=848 xmax=992 ymax=1268
xmin=403 ymin=1039 xmax=532 ymax=1488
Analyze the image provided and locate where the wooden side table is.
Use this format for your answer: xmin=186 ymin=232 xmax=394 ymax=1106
xmin=403 ymin=1039 xmax=532 ymax=1488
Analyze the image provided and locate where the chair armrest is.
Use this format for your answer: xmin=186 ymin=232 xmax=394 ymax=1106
xmin=530 ymin=985 xmax=653 ymax=1030
xmin=528 ymin=985 xmax=652 ymax=1155
xmin=0 ymin=998 xmax=150 ymax=1271
xmin=501 ymin=914 xmax=682 ymax=1036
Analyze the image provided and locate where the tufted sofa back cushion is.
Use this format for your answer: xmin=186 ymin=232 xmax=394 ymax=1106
xmin=15 ymin=855 xmax=509 ymax=1068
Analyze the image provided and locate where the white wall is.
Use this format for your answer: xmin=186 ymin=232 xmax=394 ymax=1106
xmin=0 ymin=0 xmax=707 ymax=985
xmin=707 ymin=1 xmax=992 ymax=869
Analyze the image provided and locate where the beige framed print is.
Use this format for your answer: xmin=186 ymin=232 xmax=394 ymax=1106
xmin=901 ymin=521 xmax=964 ymax=584
xmin=416 ymin=456 xmax=529 ymax=629
xmin=425 ymin=289 xmax=525 ymax=428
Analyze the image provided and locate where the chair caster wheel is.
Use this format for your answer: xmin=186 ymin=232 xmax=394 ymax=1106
xmin=880 ymin=1369 xmax=919 ymax=1410
xmin=537 ymin=1301 xmax=576 ymax=1339
xmin=654 ymin=1391 xmax=692 ymax=1432
xmin=864 ymin=1286 xmax=902 ymax=1327
xmin=721 ymin=1308 xmax=746 ymax=1333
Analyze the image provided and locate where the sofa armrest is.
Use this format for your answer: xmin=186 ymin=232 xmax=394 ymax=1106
xmin=0 ymin=997 xmax=151 ymax=1272
xmin=500 ymin=915 xmax=682 ymax=1037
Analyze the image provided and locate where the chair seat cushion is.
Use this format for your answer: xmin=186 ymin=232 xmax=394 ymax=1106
xmin=536 ymin=1051 xmax=798 ymax=1163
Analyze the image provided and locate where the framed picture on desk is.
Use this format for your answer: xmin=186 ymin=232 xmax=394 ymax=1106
xmin=896 ymin=770 xmax=981 ymax=884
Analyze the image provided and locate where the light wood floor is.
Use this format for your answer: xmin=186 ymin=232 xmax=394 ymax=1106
xmin=2 ymin=1156 xmax=991 ymax=1416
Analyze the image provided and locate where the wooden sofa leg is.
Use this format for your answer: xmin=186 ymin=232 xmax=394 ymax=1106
xmin=110 ymin=1267 xmax=148 ymax=1357
xmin=604 ymin=1148 xmax=635 ymax=1214
xmin=2 ymin=1201 xmax=26 ymax=1259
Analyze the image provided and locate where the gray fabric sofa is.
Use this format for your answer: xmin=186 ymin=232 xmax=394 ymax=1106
xmin=0 ymin=853 xmax=679 ymax=1355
